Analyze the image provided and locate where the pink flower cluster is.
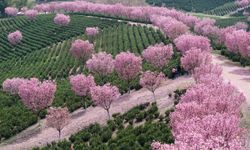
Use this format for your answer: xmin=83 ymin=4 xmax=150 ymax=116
xmin=225 ymin=29 xmax=250 ymax=58
xmin=140 ymin=71 xmax=165 ymax=100
xmin=46 ymin=107 xmax=70 ymax=138
xmin=85 ymin=27 xmax=99 ymax=37
xmin=86 ymin=52 xmax=115 ymax=77
xmin=142 ymin=43 xmax=173 ymax=69
xmin=24 ymin=9 xmax=38 ymax=20
xmin=152 ymin=53 xmax=245 ymax=150
xmin=32 ymin=1 xmax=200 ymax=29
xmin=181 ymin=48 xmax=212 ymax=73
xmin=70 ymin=40 xmax=94 ymax=63
xmin=69 ymin=74 xmax=96 ymax=97
xmin=8 ymin=30 xmax=23 ymax=45
xmin=18 ymin=78 xmax=57 ymax=113
xmin=54 ymin=14 xmax=70 ymax=26
xmin=90 ymin=83 xmax=120 ymax=118
xmin=5 ymin=7 xmax=18 ymax=17
xmin=174 ymin=34 xmax=211 ymax=54
xmin=151 ymin=16 xmax=189 ymax=40
xmin=114 ymin=51 xmax=142 ymax=81
xmin=2 ymin=78 xmax=26 ymax=95
xmin=236 ymin=0 xmax=250 ymax=6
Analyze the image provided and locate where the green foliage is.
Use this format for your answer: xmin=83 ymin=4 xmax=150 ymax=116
xmin=35 ymin=103 xmax=174 ymax=150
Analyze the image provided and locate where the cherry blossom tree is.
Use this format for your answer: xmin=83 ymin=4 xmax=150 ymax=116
xmin=24 ymin=10 xmax=38 ymax=20
xmin=69 ymin=74 xmax=96 ymax=109
xmin=70 ymin=40 xmax=94 ymax=66
xmin=236 ymin=0 xmax=250 ymax=6
xmin=54 ymin=14 xmax=70 ymax=26
xmin=193 ymin=63 xmax=222 ymax=82
xmin=90 ymin=83 xmax=120 ymax=119
xmin=18 ymin=78 xmax=57 ymax=123
xmin=46 ymin=107 xmax=70 ymax=139
xmin=86 ymin=52 xmax=114 ymax=82
xmin=142 ymin=43 xmax=173 ymax=70
xmin=2 ymin=78 xmax=26 ymax=95
xmin=85 ymin=27 xmax=99 ymax=43
xmin=181 ymin=48 xmax=212 ymax=73
xmin=140 ymin=71 xmax=165 ymax=101
xmin=174 ymin=34 xmax=211 ymax=54
xmin=8 ymin=30 xmax=23 ymax=45
xmin=5 ymin=7 xmax=18 ymax=17
xmin=114 ymin=51 xmax=142 ymax=92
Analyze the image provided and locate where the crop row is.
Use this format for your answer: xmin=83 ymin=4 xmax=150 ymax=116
xmin=0 ymin=14 xmax=118 ymax=62
xmin=0 ymin=24 xmax=181 ymax=141
xmin=205 ymin=2 xmax=240 ymax=16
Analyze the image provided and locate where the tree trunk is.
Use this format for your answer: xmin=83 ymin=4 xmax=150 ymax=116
xmin=152 ymin=91 xmax=156 ymax=102
xmin=127 ymin=80 xmax=131 ymax=94
xmin=106 ymin=109 xmax=111 ymax=119
xmin=58 ymin=129 xmax=61 ymax=140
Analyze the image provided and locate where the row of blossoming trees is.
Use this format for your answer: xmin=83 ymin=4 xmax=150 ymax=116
xmin=2 ymin=1 xmax=248 ymax=148
xmin=3 ymin=21 xmax=174 ymax=139
xmin=5 ymin=0 xmax=250 ymax=61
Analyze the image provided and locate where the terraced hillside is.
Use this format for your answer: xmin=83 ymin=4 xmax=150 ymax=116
xmin=0 ymin=14 xmax=181 ymax=141
xmin=146 ymin=0 xmax=234 ymax=12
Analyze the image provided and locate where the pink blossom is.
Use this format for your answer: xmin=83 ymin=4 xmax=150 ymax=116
xmin=174 ymin=34 xmax=211 ymax=54
xmin=69 ymin=74 xmax=96 ymax=97
xmin=8 ymin=30 xmax=22 ymax=45
xmin=54 ymin=14 xmax=70 ymax=26
xmin=70 ymin=40 xmax=94 ymax=63
xmin=236 ymin=0 xmax=250 ymax=6
xmin=2 ymin=78 xmax=26 ymax=95
xmin=225 ymin=30 xmax=250 ymax=57
xmin=142 ymin=43 xmax=173 ymax=69
xmin=90 ymin=83 xmax=120 ymax=118
xmin=18 ymin=78 xmax=57 ymax=113
xmin=193 ymin=63 xmax=222 ymax=82
xmin=181 ymin=48 xmax=212 ymax=73
xmin=24 ymin=10 xmax=38 ymax=20
xmin=140 ymin=71 xmax=165 ymax=100
xmin=86 ymin=52 xmax=114 ymax=77
xmin=85 ymin=27 xmax=99 ymax=37
xmin=233 ymin=22 xmax=248 ymax=30
xmin=5 ymin=7 xmax=18 ymax=17
xmin=194 ymin=18 xmax=216 ymax=35
xmin=46 ymin=107 xmax=70 ymax=139
xmin=114 ymin=51 xmax=142 ymax=81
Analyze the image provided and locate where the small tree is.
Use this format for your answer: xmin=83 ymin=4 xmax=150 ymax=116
xmin=18 ymin=78 xmax=57 ymax=124
xmin=24 ymin=9 xmax=38 ymax=20
xmin=69 ymin=74 xmax=96 ymax=109
xmin=86 ymin=52 xmax=114 ymax=83
xmin=142 ymin=43 xmax=173 ymax=70
xmin=85 ymin=27 xmax=99 ymax=43
xmin=46 ymin=107 xmax=70 ymax=139
xmin=5 ymin=7 xmax=18 ymax=17
xmin=8 ymin=30 xmax=23 ymax=45
xmin=2 ymin=77 xmax=26 ymax=95
xmin=140 ymin=71 xmax=165 ymax=101
xmin=174 ymin=34 xmax=211 ymax=54
xmin=114 ymin=51 xmax=142 ymax=93
xmin=90 ymin=83 xmax=120 ymax=119
xmin=54 ymin=13 xmax=70 ymax=26
xmin=181 ymin=48 xmax=212 ymax=73
xmin=70 ymin=40 xmax=94 ymax=67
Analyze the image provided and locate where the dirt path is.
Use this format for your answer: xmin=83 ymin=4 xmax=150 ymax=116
xmin=212 ymin=54 xmax=250 ymax=148
xmin=0 ymin=76 xmax=193 ymax=150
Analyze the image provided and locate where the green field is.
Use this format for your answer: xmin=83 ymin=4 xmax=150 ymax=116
xmin=0 ymin=13 xmax=182 ymax=141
